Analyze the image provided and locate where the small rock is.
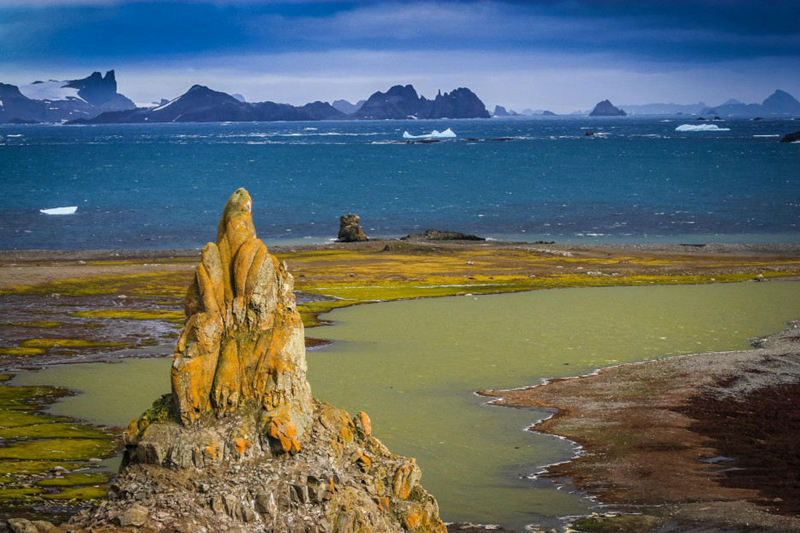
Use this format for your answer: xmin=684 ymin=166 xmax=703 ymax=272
xmin=116 ymin=504 xmax=149 ymax=527
xmin=337 ymin=213 xmax=368 ymax=242
xmin=7 ymin=518 xmax=37 ymax=533
xmin=31 ymin=520 xmax=58 ymax=533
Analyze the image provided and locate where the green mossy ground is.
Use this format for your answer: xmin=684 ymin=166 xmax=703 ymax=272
xmin=0 ymin=380 xmax=116 ymax=512
xmin=19 ymin=339 xmax=124 ymax=350
xmin=4 ymin=321 xmax=62 ymax=329
xmin=71 ymin=309 xmax=184 ymax=321
xmin=36 ymin=472 xmax=109 ymax=488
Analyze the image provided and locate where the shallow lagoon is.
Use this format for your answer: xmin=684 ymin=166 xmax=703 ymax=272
xmin=14 ymin=282 xmax=800 ymax=530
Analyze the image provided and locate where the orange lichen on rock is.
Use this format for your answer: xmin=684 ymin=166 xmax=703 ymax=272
xmin=268 ymin=411 xmax=301 ymax=454
xmin=356 ymin=451 xmax=372 ymax=472
xmin=170 ymin=188 xmax=313 ymax=452
xmin=404 ymin=511 xmax=421 ymax=529
xmin=393 ymin=464 xmax=414 ymax=500
xmin=355 ymin=411 xmax=372 ymax=436
xmin=204 ymin=443 xmax=220 ymax=462
xmin=233 ymin=438 xmax=250 ymax=456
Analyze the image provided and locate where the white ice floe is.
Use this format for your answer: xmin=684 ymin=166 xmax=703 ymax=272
xmin=675 ymin=124 xmax=731 ymax=132
xmin=20 ymin=80 xmax=83 ymax=102
xmin=402 ymin=128 xmax=456 ymax=139
xmin=40 ymin=206 xmax=78 ymax=215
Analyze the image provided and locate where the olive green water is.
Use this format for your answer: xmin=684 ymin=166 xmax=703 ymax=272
xmin=13 ymin=282 xmax=800 ymax=530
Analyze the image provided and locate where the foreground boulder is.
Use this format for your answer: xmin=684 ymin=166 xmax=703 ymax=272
xmin=64 ymin=188 xmax=445 ymax=532
xmin=337 ymin=213 xmax=368 ymax=242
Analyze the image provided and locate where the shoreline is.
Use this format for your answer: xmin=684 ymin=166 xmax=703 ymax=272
xmin=482 ymin=321 xmax=800 ymax=531
xmin=2 ymin=240 xmax=800 ymax=529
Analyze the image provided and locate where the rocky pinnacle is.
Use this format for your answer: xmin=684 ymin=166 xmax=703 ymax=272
xmin=56 ymin=188 xmax=449 ymax=532
xmin=171 ymin=187 xmax=312 ymax=453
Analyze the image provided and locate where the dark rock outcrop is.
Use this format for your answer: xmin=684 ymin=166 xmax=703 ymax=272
xmin=61 ymin=189 xmax=444 ymax=532
xmin=402 ymin=229 xmax=485 ymax=241
xmin=356 ymin=85 xmax=490 ymax=119
xmin=706 ymin=89 xmax=800 ymax=117
xmin=780 ymin=131 xmax=800 ymax=143
xmin=76 ymin=85 xmax=346 ymax=124
xmin=493 ymin=105 xmax=510 ymax=116
xmin=589 ymin=99 xmax=626 ymax=117
xmin=0 ymin=70 xmax=135 ymax=123
xmin=762 ymin=90 xmax=800 ymax=115
xmin=64 ymin=70 xmax=134 ymax=109
xmin=337 ymin=214 xmax=368 ymax=242
xmin=0 ymin=83 xmax=45 ymax=123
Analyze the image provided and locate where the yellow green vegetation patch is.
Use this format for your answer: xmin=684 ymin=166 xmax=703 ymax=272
xmin=0 ymin=422 xmax=109 ymax=440
xmin=0 ymin=409 xmax=68 ymax=428
xmin=5 ymin=321 xmax=62 ymax=328
xmin=36 ymin=471 xmax=110 ymax=487
xmin=0 ymin=437 xmax=114 ymax=461
xmin=0 ymin=271 xmax=193 ymax=299
xmin=19 ymin=339 xmax=124 ymax=350
xmin=0 ymin=347 xmax=45 ymax=356
xmin=42 ymin=485 xmax=108 ymax=500
xmin=71 ymin=309 xmax=184 ymax=321
xmin=0 ymin=487 xmax=44 ymax=501
xmin=0 ymin=461 xmax=78 ymax=476
xmin=0 ymin=381 xmax=116 ymax=508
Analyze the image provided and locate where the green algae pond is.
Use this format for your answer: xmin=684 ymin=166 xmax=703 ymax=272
xmin=12 ymin=281 xmax=800 ymax=530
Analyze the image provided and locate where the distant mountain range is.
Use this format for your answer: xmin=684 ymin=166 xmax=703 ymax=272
xmin=0 ymin=72 xmax=491 ymax=124
xmin=1 ymin=70 xmax=798 ymax=124
xmin=0 ymin=70 xmax=135 ymax=123
xmin=73 ymin=83 xmax=490 ymax=124
xmin=72 ymin=85 xmax=346 ymax=124
xmin=620 ymin=90 xmax=800 ymax=116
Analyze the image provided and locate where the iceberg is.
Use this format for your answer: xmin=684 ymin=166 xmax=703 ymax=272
xmin=402 ymin=128 xmax=456 ymax=140
xmin=40 ymin=206 xmax=78 ymax=215
xmin=675 ymin=124 xmax=731 ymax=132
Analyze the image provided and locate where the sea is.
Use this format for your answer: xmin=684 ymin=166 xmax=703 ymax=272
xmin=1 ymin=117 xmax=798 ymax=249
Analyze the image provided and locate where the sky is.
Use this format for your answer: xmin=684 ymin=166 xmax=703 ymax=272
xmin=1 ymin=0 xmax=799 ymax=112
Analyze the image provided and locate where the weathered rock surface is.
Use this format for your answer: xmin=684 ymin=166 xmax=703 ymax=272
xmin=337 ymin=214 xmax=368 ymax=242
xmin=59 ymin=188 xmax=445 ymax=532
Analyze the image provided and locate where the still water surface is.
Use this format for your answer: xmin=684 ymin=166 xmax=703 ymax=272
xmin=14 ymin=282 xmax=800 ymax=530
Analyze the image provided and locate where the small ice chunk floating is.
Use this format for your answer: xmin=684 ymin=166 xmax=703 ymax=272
xmin=40 ymin=206 xmax=78 ymax=215
xmin=402 ymin=128 xmax=457 ymax=139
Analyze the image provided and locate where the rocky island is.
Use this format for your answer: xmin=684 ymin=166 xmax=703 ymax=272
xmin=588 ymin=99 xmax=626 ymax=117
xmin=353 ymin=85 xmax=490 ymax=120
xmin=14 ymin=189 xmax=445 ymax=532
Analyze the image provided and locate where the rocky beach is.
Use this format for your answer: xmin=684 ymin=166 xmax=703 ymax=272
xmin=483 ymin=321 xmax=800 ymax=532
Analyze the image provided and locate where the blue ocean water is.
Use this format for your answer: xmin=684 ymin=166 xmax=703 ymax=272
xmin=0 ymin=118 xmax=798 ymax=249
